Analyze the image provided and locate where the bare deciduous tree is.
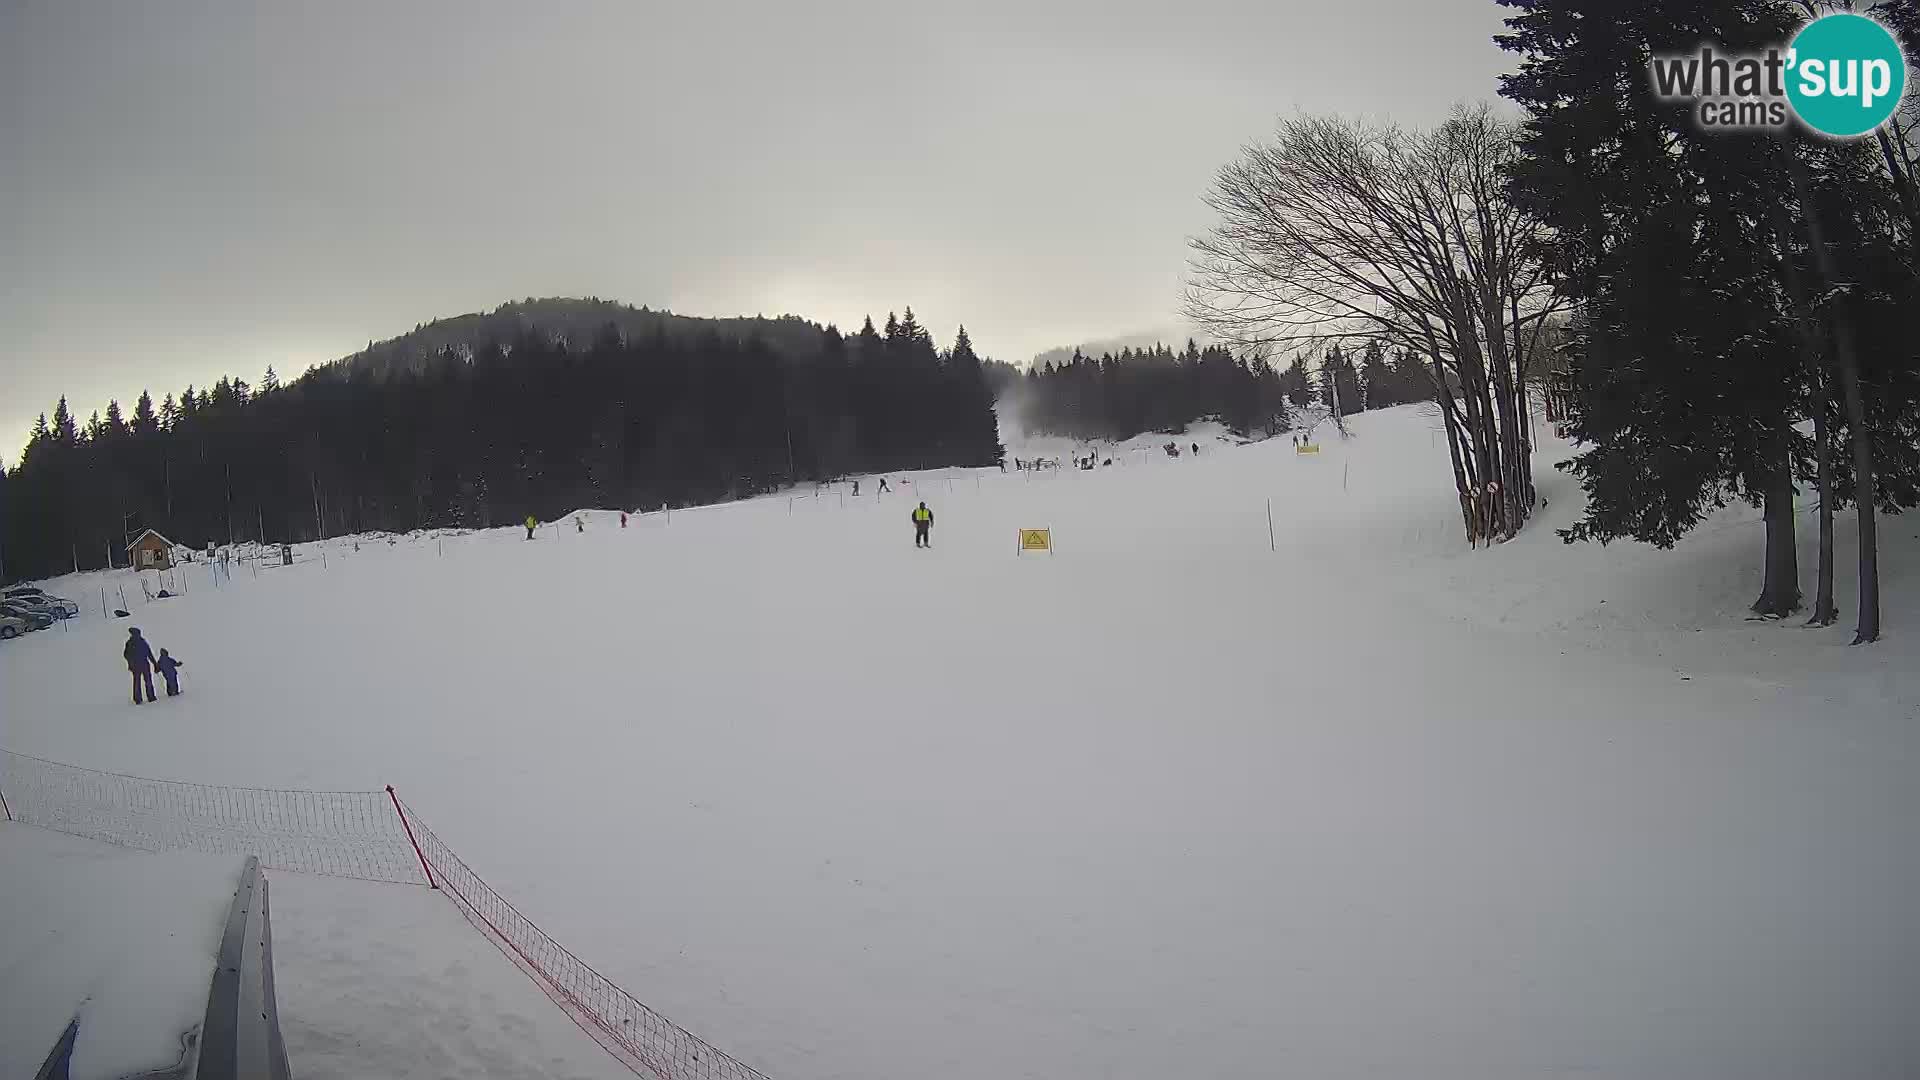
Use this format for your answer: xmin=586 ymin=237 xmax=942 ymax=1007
xmin=1185 ymin=105 xmax=1563 ymax=545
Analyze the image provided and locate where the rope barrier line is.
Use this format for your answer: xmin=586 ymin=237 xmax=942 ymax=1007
xmin=0 ymin=748 xmax=382 ymax=794
xmin=0 ymin=748 xmax=772 ymax=1080
xmin=0 ymin=749 xmax=427 ymax=883
xmin=394 ymin=796 xmax=772 ymax=1080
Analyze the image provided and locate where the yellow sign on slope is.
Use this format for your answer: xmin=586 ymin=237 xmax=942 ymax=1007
xmin=1018 ymin=528 xmax=1053 ymax=554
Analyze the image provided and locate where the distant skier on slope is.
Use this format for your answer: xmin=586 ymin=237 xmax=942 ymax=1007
xmin=879 ymin=477 xmax=892 ymax=494
xmin=123 ymin=627 xmax=157 ymax=705
xmin=525 ymin=515 xmax=538 ymax=540
xmin=911 ymin=502 xmax=934 ymax=548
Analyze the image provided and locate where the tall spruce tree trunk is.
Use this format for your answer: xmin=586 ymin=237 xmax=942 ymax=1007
xmin=1768 ymin=201 xmax=1836 ymax=628
xmin=1834 ymin=347 xmax=1880 ymax=643
xmin=1809 ymin=398 xmax=1838 ymax=626
xmin=1792 ymin=156 xmax=1881 ymax=643
xmin=1751 ymin=439 xmax=1801 ymax=618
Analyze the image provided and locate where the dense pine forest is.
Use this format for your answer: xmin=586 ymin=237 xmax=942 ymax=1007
xmin=1496 ymin=0 xmax=1920 ymax=641
xmin=1015 ymin=342 xmax=1288 ymax=441
xmin=0 ymin=300 xmax=1002 ymax=581
xmin=1015 ymin=339 xmax=1432 ymax=443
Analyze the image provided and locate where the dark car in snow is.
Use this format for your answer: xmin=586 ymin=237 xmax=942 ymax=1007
xmin=0 ymin=599 xmax=56 ymax=630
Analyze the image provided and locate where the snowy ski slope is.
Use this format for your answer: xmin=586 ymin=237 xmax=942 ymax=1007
xmin=2 ymin=403 xmax=1916 ymax=1080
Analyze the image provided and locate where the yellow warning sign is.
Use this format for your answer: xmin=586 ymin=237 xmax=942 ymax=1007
xmin=1296 ymin=443 xmax=1320 ymax=455
xmin=1018 ymin=528 xmax=1052 ymax=554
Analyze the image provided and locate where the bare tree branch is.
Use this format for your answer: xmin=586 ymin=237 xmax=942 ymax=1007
xmin=1184 ymin=106 xmax=1562 ymax=543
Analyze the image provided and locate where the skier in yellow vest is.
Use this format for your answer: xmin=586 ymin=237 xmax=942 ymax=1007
xmin=911 ymin=502 xmax=934 ymax=548
xmin=524 ymin=515 xmax=538 ymax=540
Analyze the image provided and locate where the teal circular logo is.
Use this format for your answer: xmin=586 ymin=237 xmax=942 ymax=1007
xmin=1786 ymin=14 xmax=1907 ymax=137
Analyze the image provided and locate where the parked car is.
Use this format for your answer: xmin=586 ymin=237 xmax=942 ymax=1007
xmin=3 ymin=586 xmax=76 ymax=613
xmin=5 ymin=590 xmax=76 ymax=616
xmin=0 ymin=613 xmax=28 ymax=639
xmin=0 ymin=602 xmax=53 ymax=630
xmin=35 ymin=595 xmax=79 ymax=618
xmin=12 ymin=588 xmax=75 ymax=614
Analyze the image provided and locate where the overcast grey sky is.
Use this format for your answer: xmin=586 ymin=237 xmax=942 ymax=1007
xmin=1 ymin=0 xmax=1512 ymax=461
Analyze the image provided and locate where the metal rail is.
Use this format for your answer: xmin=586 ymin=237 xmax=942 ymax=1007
xmin=196 ymin=855 xmax=293 ymax=1080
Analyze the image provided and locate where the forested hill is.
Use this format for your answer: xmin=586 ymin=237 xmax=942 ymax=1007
xmin=1028 ymin=329 xmax=1201 ymax=373
xmin=331 ymin=297 xmax=831 ymax=380
xmin=1014 ymin=341 xmax=1291 ymax=442
xmin=2 ymin=303 xmax=1002 ymax=583
xmin=1010 ymin=338 xmax=1436 ymax=444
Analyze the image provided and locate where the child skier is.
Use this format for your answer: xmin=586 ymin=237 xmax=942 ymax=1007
xmin=155 ymin=648 xmax=186 ymax=697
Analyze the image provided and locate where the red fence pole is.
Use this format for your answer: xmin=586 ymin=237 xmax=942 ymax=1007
xmin=386 ymin=785 xmax=436 ymax=889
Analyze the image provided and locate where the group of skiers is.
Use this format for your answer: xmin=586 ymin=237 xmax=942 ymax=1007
xmin=122 ymin=627 xmax=184 ymax=705
xmin=113 ymin=490 xmax=949 ymax=708
xmin=520 ymin=511 xmax=644 ymax=538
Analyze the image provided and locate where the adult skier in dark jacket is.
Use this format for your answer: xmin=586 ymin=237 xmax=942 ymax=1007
xmin=124 ymin=627 xmax=157 ymax=704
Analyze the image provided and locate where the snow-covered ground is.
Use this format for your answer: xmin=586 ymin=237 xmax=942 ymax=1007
xmin=0 ymin=824 xmax=240 ymax=1080
xmin=270 ymin=870 xmax=631 ymax=1080
xmin=3 ymin=403 xmax=1916 ymax=1079
xmin=0 ymin=823 xmax=629 ymax=1080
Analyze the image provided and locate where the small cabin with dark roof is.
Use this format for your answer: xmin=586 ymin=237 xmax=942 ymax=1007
xmin=126 ymin=529 xmax=176 ymax=570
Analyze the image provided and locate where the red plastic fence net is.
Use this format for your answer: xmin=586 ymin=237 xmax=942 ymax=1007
xmin=0 ymin=749 xmax=428 ymax=884
xmin=0 ymin=749 xmax=770 ymax=1080
xmin=394 ymin=797 xmax=772 ymax=1080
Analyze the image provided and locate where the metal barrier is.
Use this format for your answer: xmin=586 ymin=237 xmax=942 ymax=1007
xmin=199 ymin=856 xmax=294 ymax=1080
